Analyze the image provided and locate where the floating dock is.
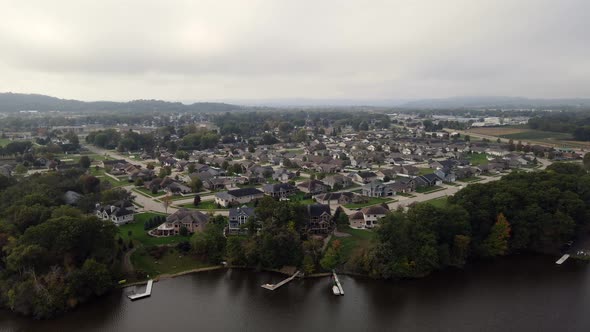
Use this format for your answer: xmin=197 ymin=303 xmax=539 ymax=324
xmin=332 ymin=270 xmax=344 ymax=296
xmin=128 ymin=279 xmax=153 ymax=300
xmin=556 ymin=254 xmax=570 ymax=265
xmin=261 ymin=271 xmax=301 ymax=290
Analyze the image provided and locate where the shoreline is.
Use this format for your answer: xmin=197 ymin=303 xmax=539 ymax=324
xmin=122 ymin=265 xmax=334 ymax=288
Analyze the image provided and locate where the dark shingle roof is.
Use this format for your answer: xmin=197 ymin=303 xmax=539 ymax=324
xmin=227 ymin=187 xmax=263 ymax=198
xmin=306 ymin=204 xmax=331 ymax=218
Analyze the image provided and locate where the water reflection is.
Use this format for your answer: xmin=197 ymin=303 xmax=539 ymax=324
xmin=1 ymin=255 xmax=590 ymax=332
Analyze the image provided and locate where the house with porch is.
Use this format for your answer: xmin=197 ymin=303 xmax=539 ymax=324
xmin=95 ymin=203 xmax=135 ymax=226
xmin=152 ymin=209 xmax=209 ymax=236
xmin=305 ymin=204 xmax=333 ymax=235
xmin=262 ymin=183 xmax=297 ymax=199
xmin=228 ymin=206 xmax=256 ymax=235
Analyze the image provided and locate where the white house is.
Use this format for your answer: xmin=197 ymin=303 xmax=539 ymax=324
xmin=95 ymin=204 xmax=135 ymax=226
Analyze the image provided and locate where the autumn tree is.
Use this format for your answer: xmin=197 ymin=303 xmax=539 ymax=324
xmin=480 ymin=213 xmax=511 ymax=257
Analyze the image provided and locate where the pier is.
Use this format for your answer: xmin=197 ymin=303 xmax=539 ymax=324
xmin=332 ymin=270 xmax=344 ymax=296
xmin=128 ymin=279 xmax=153 ymax=300
xmin=261 ymin=271 xmax=301 ymax=290
xmin=556 ymin=254 xmax=570 ymax=265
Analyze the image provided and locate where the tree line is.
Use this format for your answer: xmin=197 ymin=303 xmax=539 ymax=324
xmin=346 ymin=163 xmax=589 ymax=278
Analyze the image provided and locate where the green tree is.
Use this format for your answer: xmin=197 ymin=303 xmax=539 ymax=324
xmin=583 ymin=152 xmax=590 ymax=170
xmin=320 ymin=240 xmax=342 ymax=270
xmin=79 ymin=156 xmax=91 ymax=169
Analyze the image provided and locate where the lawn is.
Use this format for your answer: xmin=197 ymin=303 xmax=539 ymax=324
xmin=89 ymin=167 xmax=130 ymax=188
xmin=118 ymin=212 xmax=190 ymax=246
xmin=0 ymin=138 xmax=11 ymax=146
xmin=180 ymin=200 xmax=227 ymax=210
xmin=131 ymin=247 xmax=211 ymax=277
xmin=423 ymin=196 xmax=449 ymax=208
xmin=170 ymin=194 xmax=196 ymax=201
xmin=331 ymin=226 xmax=377 ymax=263
xmin=417 ymin=167 xmax=434 ymax=175
xmin=344 ymin=197 xmax=394 ymax=209
xmin=416 ymin=185 xmax=445 ymax=194
xmin=467 ymin=153 xmax=489 ymax=166
xmin=133 ymin=187 xmax=166 ymax=197
xmin=288 ymin=191 xmax=317 ymax=205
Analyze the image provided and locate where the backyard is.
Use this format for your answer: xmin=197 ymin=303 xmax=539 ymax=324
xmin=118 ymin=212 xmax=190 ymax=246
xmin=466 ymin=153 xmax=489 ymax=166
xmin=179 ymin=200 xmax=227 ymax=210
xmin=344 ymin=197 xmax=394 ymax=209
xmin=131 ymin=246 xmax=211 ymax=278
xmin=332 ymin=226 xmax=377 ymax=263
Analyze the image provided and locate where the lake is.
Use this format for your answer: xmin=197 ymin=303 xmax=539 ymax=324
xmin=2 ymin=255 xmax=590 ymax=332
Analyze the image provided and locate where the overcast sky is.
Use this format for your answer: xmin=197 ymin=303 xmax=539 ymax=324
xmin=0 ymin=0 xmax=588 ymax=102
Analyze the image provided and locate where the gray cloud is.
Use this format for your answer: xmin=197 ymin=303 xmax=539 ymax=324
xmin=0 ymin=0 xmax=588 ymax=101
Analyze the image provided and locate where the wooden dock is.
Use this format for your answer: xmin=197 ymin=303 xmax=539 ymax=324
xmin=332 ymin=270 xmax=344 ymax=296
xmin=556 ymin=254 xmax=570 ymax=265
xmin=128 ymin=279 xmax=153 ymax=300
xmin=261 ymin=271 xmax=301 ymax=290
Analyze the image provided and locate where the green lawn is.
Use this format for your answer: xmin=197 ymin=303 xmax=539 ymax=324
xmin=170 ymin=194 xmax=196 ymax=201
xmin=118 ymin=212 xmax=190 ymax=246
xmin=0 ymin=138 xmax=11 ymax=146
xmin=288 ymin=191 xmax=317 ymax=205
xmin=423 ymin=196 xmax=449 ymax=208
xmin=416 ymin=185 xmax=445 ymax=194
xmin=467 ymin=153 xmax=489 ymax=166
xmin=418 ymin=167 xmax=434 ymax=175
xmin=344 ymin=197 xmax=394 ymax=209
xmin=180 ymin=200 xmax=227 ymax=210
xmin=331 ymin=226 xmax=377 ymax=263
xmin=398 ymin=192 xmax=416 ymax=197
xmin=133 ymin=187 xmax=166 ymax=197
xmin=131 ymin=247 xmax=211 ymax=277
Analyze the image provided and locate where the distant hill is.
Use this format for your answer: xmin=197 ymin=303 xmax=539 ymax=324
xmin=0 ymin=92 xmax=241 ymax=113
xmin=400 ymin=96 xmax=590 ymax=109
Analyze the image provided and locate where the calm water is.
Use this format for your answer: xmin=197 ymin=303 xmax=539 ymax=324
xmin=2 ymin=255 xmax=590 ymax=332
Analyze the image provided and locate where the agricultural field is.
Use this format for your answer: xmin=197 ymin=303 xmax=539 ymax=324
xmin=467 ymin=126 xmax=588 ymax=148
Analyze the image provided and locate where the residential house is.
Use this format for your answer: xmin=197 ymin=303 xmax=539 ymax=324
xmin=152 ymin=209 xmax=209 ymax=236
xmin=352 ymin=171 xmax=379 ymax=184
xmin=434 ymin=168 xmax=456 ymax=182
xmin=214 ymin=188 xmax=264 ymax=207
xmin=297 ymin=180 xmax=329 ymax=195
xmin=314 ymin=192 xmax=368 ymax=205
xmin=361 ymin=180 xmax=397 ymax=197
xmin=95 ymin=203 xmax=135 ymax=226
xmin=415 ymin=173 xmax=443 ymax=188
xmin=305 ymin=204 xmax=333 ymax=235
xmin=272 ymin=168 xmax=297 ymax=182
xmin=323 ymin=174 xmax=353 ymax=190
xmin=228 ymin=206 xmax=256 ymax=235
xmin=262 ymin=183 xmax=297 ymax=198
xmin=360 ymin=205 xmax=389 ymax=228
